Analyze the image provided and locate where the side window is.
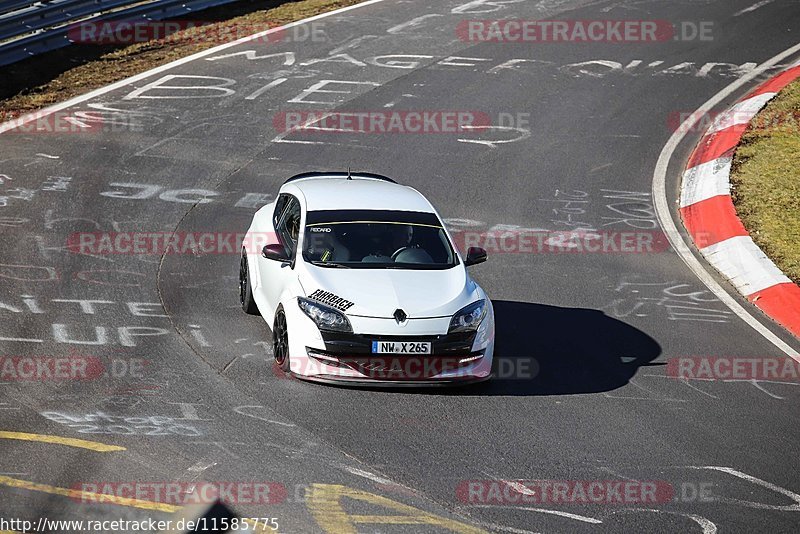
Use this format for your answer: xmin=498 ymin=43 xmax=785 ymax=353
xmin=275 ymin=196 xmax=301 ymax=256
xmin=273 ymin=194 xmax=290 ymax=228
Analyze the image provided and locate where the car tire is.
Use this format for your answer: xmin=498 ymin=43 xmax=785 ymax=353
xmin=239 ymin=251 xmax=260 ymax=315
xmin=273 ymin=307 xmax=290 ymax=372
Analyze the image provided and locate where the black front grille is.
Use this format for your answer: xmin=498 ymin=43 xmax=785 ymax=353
xmin=320 ymin=330 xmax=477 ymax=355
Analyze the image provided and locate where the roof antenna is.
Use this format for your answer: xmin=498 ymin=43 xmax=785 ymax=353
xmin=346 ymin=167 xmax=352 ymax=180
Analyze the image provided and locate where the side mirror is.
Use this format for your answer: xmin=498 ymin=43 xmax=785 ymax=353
xmin=262 ymin=243 xmax=290 ymax=262
xmin=465 ymin=246 xmax=487 ymax=267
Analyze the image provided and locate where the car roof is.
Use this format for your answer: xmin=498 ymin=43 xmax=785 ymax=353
xmin=280 ymin=173 xmax=436 ymax=213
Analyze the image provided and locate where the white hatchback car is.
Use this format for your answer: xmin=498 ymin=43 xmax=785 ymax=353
xmin=239 ymin=172 xmax=494 ymax=386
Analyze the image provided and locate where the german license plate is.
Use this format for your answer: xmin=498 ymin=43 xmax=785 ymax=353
xmin=371 ymin=341 xmax=432 ymax=354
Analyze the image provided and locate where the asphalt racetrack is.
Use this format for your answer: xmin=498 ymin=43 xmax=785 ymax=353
xmin=1 ymin=0 xmax=800 ymax=532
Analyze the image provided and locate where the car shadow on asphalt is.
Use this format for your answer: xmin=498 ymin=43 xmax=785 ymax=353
xmin=456 ymin=299 xmax=663 ymax=396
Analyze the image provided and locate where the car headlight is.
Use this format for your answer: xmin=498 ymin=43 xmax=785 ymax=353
xmin=298 ymin=297 xmax=352 ymax=332
xmin=449 ymin=300 xmax=487 ymax=333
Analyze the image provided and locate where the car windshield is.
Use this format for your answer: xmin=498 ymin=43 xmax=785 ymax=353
xmin=302 ymin=210 xmax=458 ymax=269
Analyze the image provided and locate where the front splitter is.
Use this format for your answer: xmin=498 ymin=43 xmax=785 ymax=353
xmin=289 ymin=372 xmax=492 ymax=388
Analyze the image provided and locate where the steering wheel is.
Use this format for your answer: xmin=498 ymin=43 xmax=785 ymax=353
xmin=391 ymin=246 xmax=412 ymax=260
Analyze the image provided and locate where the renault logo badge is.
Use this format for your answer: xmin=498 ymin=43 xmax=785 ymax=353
xmin=394 ymin=309 xmax=407 ymax=323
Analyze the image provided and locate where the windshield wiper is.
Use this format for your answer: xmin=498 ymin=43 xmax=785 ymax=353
xmin=310 ymin=261 xmax=351 ymax=268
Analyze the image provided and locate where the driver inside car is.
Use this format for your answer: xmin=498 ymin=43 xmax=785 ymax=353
xmin=361 ymin=224 xmax=413 ymax=262
xmin=389 ymin=225 xmax=414 ymax=256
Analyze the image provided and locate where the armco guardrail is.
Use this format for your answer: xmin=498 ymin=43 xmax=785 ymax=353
xmin=0 ymin=0 xmax=242 ymax=67
xmin=0 ymin=1 xmax=42 ymax=16
xmin=1 ymin=0 xmax=138 ymax=41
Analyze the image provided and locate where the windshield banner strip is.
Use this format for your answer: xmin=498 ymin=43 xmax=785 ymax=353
xmin=305 ymin=209 xmax=441 ymax=226
xmin=307 ymin=221 xmax=443 ymax=229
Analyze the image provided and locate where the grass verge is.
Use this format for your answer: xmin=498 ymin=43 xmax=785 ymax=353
xmin=731 ymin=79 xmax=800 ymax=284
xmin=0 ymin=0 xmax=365 ymax=117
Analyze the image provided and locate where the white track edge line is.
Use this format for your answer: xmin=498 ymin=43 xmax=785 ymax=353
xmin=0 ymin=0 xmax=389 ymax=134
xmin=654 ymin=43 xmax=800 ymax=360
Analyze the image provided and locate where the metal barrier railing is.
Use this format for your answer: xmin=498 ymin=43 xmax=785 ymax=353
xmin=0 ymin=0 xmax=242 ymax=67
xmin=0 ymin=1 xmax=47 ymax=18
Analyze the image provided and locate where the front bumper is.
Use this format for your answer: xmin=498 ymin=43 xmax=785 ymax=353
xmin=284 ymin=300 xmax=495 ymax=384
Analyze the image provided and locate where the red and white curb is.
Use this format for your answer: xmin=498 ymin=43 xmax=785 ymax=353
xmin=680 ymin=60 xmax=800 ymax=338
